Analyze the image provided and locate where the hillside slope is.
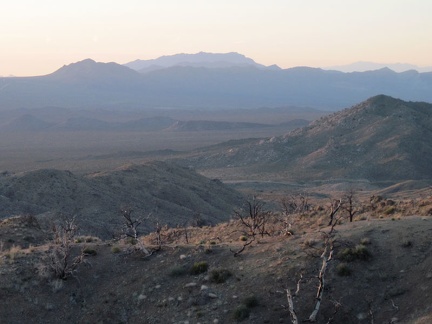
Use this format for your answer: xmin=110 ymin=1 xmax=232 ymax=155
xmin=0 ymin=161 xmax=243 ymax=238
xmin=180 ymin=95 xmax=432 ymax=183
xmin=0 ymin=213 xmax=431 ymax=323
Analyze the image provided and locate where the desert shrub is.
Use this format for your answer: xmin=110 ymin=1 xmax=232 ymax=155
xmin=125 ymin=237 xmax=138 ymax=245
xmin=239 ymin=235 xmax=248 ymax=242
xmin=233 ymin=305 xmax=250 ymax=321
xmin=210 ymin=269 xmax=232 ymax=283
xmin=243 ymin=295 xmax=259 ymax=308
xmin=336 ymin=262 xmax=352 ymax=276
xmin=383 ymin=206 xmax=396 ymax=215
xmin=4 ymin=245 xmax=22 ymax=261
xmin=169 ymin=265 xmax=188 ymax=277
xmin=41 ymin=217 xmax=86 ymax=280
xmin=83 ymin=247 xmax=97 ymax=256
xmin=303 ymin=238 xmax=318 ymax=248
xmin=190 ymin=261 xmax=208 ymax=275
xmin=338 ymin=244 xmax=370 ymax=262
xmin=401 ymin=239 xmax=412 ymax=248
xmin=111 ymin=246 xmax=121 ymax=253
xmin=360 ymin=237 xmax=371 ymax=245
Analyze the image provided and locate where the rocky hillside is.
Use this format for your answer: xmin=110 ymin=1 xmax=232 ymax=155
xmin=0 ymin=161 xmax=244 ymax=238
xmin=181 ymin=95 xmax=432 ymax=183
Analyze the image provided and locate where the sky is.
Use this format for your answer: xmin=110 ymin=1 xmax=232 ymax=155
xmin=1 ymin=0 xmax=431 ymax=76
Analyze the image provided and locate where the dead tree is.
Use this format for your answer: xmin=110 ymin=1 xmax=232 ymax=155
xmin=120 ymin=208 xmax=149 ymax=255
xmin=286 ymin=218 xmax=341 ymax=323
xmin=281 ymin=193 xmax=311 ymax=235
xmin=343 ymin=189 xmax=358 ymax=222
xmin=281 ymin=193 xmax=310 ymax=215
xmin=121 ymin=208 xmax=142 ymax=240
xmin=46 ymin=217 xmax=85 ymax=280
xmin=234 ymin=197 xmax=272 ymax=238
xmin=327 ymin=199 xmax=342 ymax=226
xmin=307 ymin=235 xmax=334 ymax=322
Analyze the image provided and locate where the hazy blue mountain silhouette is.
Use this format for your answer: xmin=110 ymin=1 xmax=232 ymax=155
xmin=124 ymin=52 xmax=276 ymax=73
xmin=0 ymin=56 xmax=431 ymax=111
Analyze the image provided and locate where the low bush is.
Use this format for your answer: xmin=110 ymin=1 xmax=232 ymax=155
xmin=210 ymin=269 xmax=232 ymax=283
xmin=336 ymin=262 xmax=352 ymax=276
xmin=83 ymin=247 xmax=97 ymax=256
xmin=338 ymin=244 xmax=371 ymax=262
xmin=233 ymin=305 xmax=250 ymax=321
xmin=169 ymin=265 xmax=188 ymax=277
xmin=111 ymin=246 xmax=121 ymax=253
xmin=190 ymin=261 xmax=208 ymax=275
xmin=243 ymin=295 xmax=259 ymax=308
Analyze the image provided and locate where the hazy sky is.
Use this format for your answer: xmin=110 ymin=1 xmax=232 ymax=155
xmin=1 ymin=0 xmax=431 ymax=76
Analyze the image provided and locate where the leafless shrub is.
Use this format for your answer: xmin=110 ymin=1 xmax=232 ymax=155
xmin=327 ymin=199 xmax=342 ymax=226
xmin=41 ymin=217 xmax=86 ymax=280
xmin=120 ymin=208 xmax=150 ymax=255
xmin=233 ymin=197 xmax=272 ymax=239
xmin=343 ymin=189 xmax=358 ymax=222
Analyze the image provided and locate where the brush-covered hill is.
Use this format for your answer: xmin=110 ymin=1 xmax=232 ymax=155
xmin=180 ymin=95 xmax=432 ymax=183
xmin=0 ymin=161 xmax=243 ymax=238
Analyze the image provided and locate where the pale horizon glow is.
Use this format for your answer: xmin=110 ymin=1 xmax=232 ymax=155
xmin=1 ymin=0 xmax=431 ymax=76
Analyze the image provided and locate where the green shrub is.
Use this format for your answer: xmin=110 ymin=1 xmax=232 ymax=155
xmin=336 ymin=263 xmax=351 ymax=276
xmin=169 ymin=265 xmax=188 ymax=277
xmin=383 ymin=206 xmax=396 ymax=215
xmin=210 ymin=269 xmax=232 ymax=283
xmin=243 ymin=295 xmax=259 ymax=308
xmin=338 ymin=244 xmax=370 ymax=262
xmin=111 ymin=246 xmax=121 ymax=253
xmin=190 ymin=261 xmax=208 ymax=275
xmin=233 ymin=305 xmax=250 ymax=321
xmin=360 ymin=237 xmax=371 ymax=245
xmin=83 ymin=247 xmax=97 ymax=256
xmin=401 ymin=239 xmax=412 ymax=248
xmin=239 ymin=236 xmax=248 ymax=242
xmin=125 ymin=237 xmax=138 ymax=245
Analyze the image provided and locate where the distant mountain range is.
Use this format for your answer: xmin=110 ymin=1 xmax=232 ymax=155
xmin=179 ymin=95 xmax=432 ymax=183
xmin=325 ymin=61 xmax=432 ymax=73
xmin=124 ymin=52 xmax=280 ymax=73
xmin=0 ymin=53 xmax=431 ymax=111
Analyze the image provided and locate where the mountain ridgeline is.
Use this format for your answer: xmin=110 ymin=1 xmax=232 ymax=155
xmin=0 ymin=161 xmax=244 ymax=238
xmin=0 ymin=53 xmax=431 ymax=110
xmin=180 ymin=95 xmax=432 ymax=183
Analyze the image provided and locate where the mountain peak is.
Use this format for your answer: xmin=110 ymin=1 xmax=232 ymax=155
xmin=123 ymin=52 xmax=273 ymax=73
xmin=184 ymin=96 xmax=432 ymax=182
xmin=47 ymin=59 xmax=140 ymax=82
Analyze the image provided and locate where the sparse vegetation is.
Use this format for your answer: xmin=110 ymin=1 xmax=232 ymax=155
xmin=111 ymin=245 xmax=121 ymax=253
xmin=336 ymin=262 xmax=352 ymax=276
xmin=83 ymin=247 xmax=97 ymax=256
xmin=339 ymin=244 xmax=371 ymax=262
xmin=234 ymin=197 xmax=272 ymax=238
xmin=169 ymin=265 xmax=188 ymax=277
xmin=233 ymin=305 xmax=250 ymax=321
xmin=190 ymin=261 xmax=208 ymax=275
xmin=210 ymin=268 xmax=232 ymax=283
xmin=243 ymin=295 xmax=259 ymax=308
xmin=401 ymin=239 xmax=413 ymax=248
xmin=41 ymin=217 xmax=86 ymax=280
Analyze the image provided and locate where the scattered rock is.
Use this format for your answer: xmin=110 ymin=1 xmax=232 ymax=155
xmin=184 ymin=282 xmax=197 ymax=288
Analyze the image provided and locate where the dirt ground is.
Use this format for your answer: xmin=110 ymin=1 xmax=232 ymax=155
xmin=1 ymin=204 xmax=432 ymax=324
